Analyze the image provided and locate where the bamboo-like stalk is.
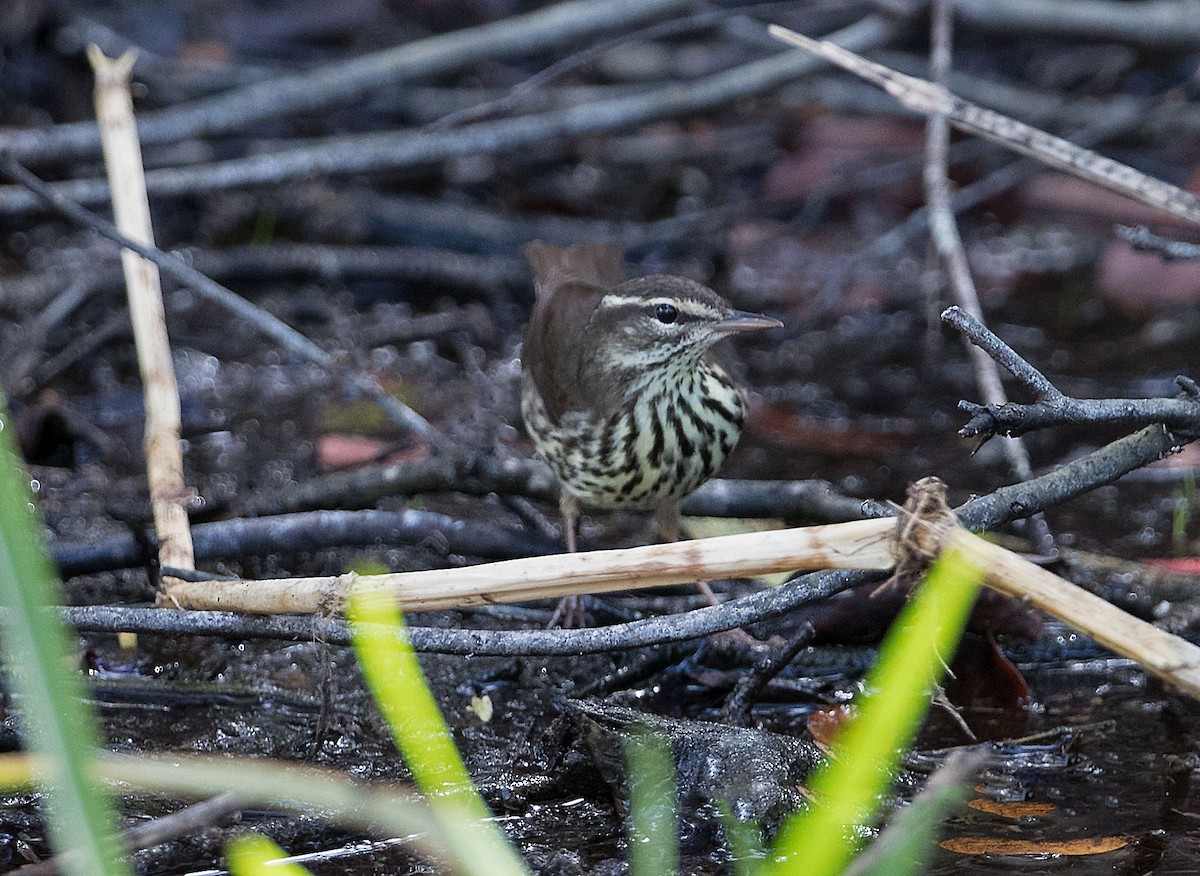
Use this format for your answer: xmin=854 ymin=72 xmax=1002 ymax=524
xmin=949 ymin=528 xmax=1200 ymax=699
xmin=88 ymin=47 xmax=195 ymax=579
xmin=160 ymin=517 xmax=898 ymax=614
xmin=158 ymin=477 xmax=1200 ymax=701
xmin=768 ymin=24 xmax=1200 ymax=227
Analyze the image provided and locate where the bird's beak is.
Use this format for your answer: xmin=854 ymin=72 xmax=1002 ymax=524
xmin=715 ymin=310 xmax=783 ymax=334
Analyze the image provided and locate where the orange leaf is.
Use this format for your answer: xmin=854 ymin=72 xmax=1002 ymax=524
xmin=966 ymin=798 xmax=1056 ymax=819
xmin=806 ymin=704 xmax=855 ymax=747
xmin=940 ymin=836 xmax=1128 ymax=856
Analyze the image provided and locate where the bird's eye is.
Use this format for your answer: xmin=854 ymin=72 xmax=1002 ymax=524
xmin=654 ymin=303 xmax=678 ymax=324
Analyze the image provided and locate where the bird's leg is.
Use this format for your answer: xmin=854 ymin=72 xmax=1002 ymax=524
xmin=655 ymin=502 xmax=719 ymax=607
xmin=562 ymin=492 xmax=580 ymax=554
xmin=548 ymin=492 xmax=586 ymax=628
xmin=658 ymin=503 xmax=770 ymax=646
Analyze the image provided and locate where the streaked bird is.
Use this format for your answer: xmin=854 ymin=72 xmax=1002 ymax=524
xmin=520 ymin=242 xmax=781 ymax=625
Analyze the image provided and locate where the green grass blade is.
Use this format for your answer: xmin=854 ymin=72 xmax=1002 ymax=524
xmin=347 ymin=589 xmax=528 ymax=876
xmin=227 ymin=834 xmax=314 ymax=875
xmin=0 ymin=395 xmax=130 ymax=876
xmin=846 ymin=749 xmax=986 ymax=876
xmin=764 ymin=550 xmax=984 ymax=876
xmin=626 ymin=729 xmax=679 ymax=876
xmin=73 ymin=751 xmax=458 ymax=866
xmin=716 ymin=799 xmax=765 ymax=876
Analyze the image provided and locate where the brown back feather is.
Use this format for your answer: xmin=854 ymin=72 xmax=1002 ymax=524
xmin=523 ymin=242 xmax=624 ymax=423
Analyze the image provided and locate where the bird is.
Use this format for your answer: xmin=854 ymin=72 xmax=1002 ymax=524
xmin=520 ymin=241 xmax=782 ymax=626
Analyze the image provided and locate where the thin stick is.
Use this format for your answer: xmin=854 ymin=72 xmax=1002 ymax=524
xmin=768 ymin=23 xmax=1200 ymax=227
xmin=0 ymin=154 xmax=440 ymax=444
xmin=17 ymin=792 xmax=246 ymax=876
xmin=88 ymin=47 xmax=194 ymax=579
xmin=159 ymin=517 xmax=898 ymax=614
xmin=921 ymin=1 xmax=1047 ymax=549
xmin=924 ymin=3 xmax=1022 ymax=442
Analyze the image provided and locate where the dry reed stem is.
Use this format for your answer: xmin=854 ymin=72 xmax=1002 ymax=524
xmin=160 ymin=517 xmax=898 ymax=613
xmin=162 ymin=482 xmax=1200 ymax=700
xmin=950 ymin=529 xmax=1200 ymax=699
xmin=768 ymin=24 xmax=1200 ymax=226
xmin=89 ymin=47 xmax=194 ymax=577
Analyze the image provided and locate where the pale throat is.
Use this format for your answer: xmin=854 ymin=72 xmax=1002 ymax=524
xmin=604 ymin=344 xmax=717 ymax=401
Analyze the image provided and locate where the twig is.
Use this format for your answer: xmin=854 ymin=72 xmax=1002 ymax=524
xmin=124 ymin=791 xmax=244 ymax=851
xmin=768 ymin=24 xmax=1200 ymax=226
xmin=0 ymin=0 xmax=695 ymax=164
xmin=942 ymin=306 xmax=1200 ymax=442
xmin=922 ymin=2 xmax=1036 ymax=476
xmin=51 ymin=507 xmax=559 ymax=578
xmin=957 ymin=423 xmax=1182 ymax=530
xmin=921 ymin=1 xmax=1051 ymax=551
xmin=1116 ymin=224 xmax=1200 ymax=262
xmin=65 ymin=570 xmax=879 ymax=656
xmin=89 ymin=47 xmax=195 ymax=579
xmin=948 ymin=525 xmax=1200 ymax=698
xmin=954 ymin=0 xmax=1200 ymax=49
xmin=723 ymin=622 xmax=817 ymax=726
xmin=941 ymin=306 xmax=1060 ymax=398
xmin=901 ymin=478 xmax=1200 ymax=700
xmin=0 ymin=15 xmax=897 ymax=213
xmin=0 ymin=153 xmax=440 ymax=444
xmin=17 ymin=792 xmax=246 ymax=876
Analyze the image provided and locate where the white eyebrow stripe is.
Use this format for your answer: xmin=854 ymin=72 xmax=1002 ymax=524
xmin=598 ymin=294 xmax=721 ymax=319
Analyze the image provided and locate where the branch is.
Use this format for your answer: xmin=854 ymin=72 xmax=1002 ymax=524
xmin=922 ymin=0 xmax=1039 ymax=494
xmin=954 ymin=0 xmax=1200 ymax=49
xmin=947 ymin=525 xmax=1200 ymax=698
xmin=0 ymin=153 xmax=440 ymax=444
xmin=89 ymin=47 xmax=196 ymax=578
xmin=0 ymin=15 xmax=897 ymax=213
xmin=158 ymin=518 xmax=898 ymax=614
xmin=942 ymin=306 xmax=1200 ymax=443
xmin=1116 ymin=224 xmax=1200 ymax=262
xmin=64 ymin=569 xmax=879 ymax=656
xmin=0 ymin=0 xmax=695 ymax=164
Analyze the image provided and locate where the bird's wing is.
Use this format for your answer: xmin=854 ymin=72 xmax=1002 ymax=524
xmin=523 ymin=242 xmax=624 ymax=423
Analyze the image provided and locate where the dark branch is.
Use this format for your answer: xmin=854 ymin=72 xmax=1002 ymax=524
xmin=0 ymin=152 xmax=441 ymax=443
xmin=1116 ymin=224 xmax=1200 ymax=262
xmin=956 ymin=424 xmax=1179 ymax=531
xmin=53 ymin=509 xmax=557 ymax=578
xmin=63 ymin=569 xmax=880 ymax=656
xmin=941 ymin=306 xmax=1059 ymax=399
xmin=943 ymin=305 xmax=1200 ymax=445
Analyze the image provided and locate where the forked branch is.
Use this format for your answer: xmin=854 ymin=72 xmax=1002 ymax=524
xmin=943 ymin=306 xmax=1200 ymax=444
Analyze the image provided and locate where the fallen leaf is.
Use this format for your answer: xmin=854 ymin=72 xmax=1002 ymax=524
xmin=807 ymin=704 xmax=855 ymax=747
xmin=940 ymin=835 xmax=1128 ymax=856
xmin=967 ymin=798 xmax=1056 ymax=819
